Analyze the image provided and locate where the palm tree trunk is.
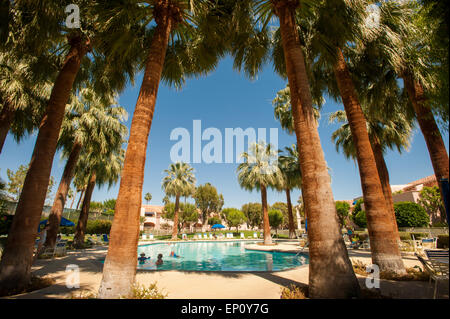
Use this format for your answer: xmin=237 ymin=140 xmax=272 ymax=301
xmin=172 ymin=195 xmax=180 ymax=240
xmin=274 ymin=0 xmax=360 ymax=298
xmin=70 ymin=191 xmax=77 ymax=209
xmin=45 ymin=142 xmax=82 ymax=249
xmin=73 ymin=171 xmax=96 ymax=248
xmin=98 ymin=10 xmax=174 ymax=299
xmin=0 ymin=35 xmax=90 ymax=293
xmin=402 ymin=72 xmax=449 ymax=215
xmin=285 ymin=188 xmax=296 ymax=239
xmin=261 ymin=184 xmax=272 ymax=245
xmin=76 ymin=188 xmax=86 ymax=210
xmin=371 ymin=135 xmax=399 ymax=238
xmin=333 ymin=47 xmax=404 ymax=273
xmin=0 ymin=101 xmax=14 ymax=154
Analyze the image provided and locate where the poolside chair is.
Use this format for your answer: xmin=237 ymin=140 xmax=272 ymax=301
xmin=253 ymin=232 xmax=258 ymax=239
xmin=39 ymin=246 xmax=56 ymax=259
xmin=209 ymin=233 xmax=213 ymax=239
xmin=54 ymin=240 xmax=67 ymax=257
xmin=361 ymin=239 xmax=370 ymax=249
xmin=141 ymin=234 xmax=147 ymax=240
xmin=422 ymin=238 xmax=437 ymax=249
xmin=182 ymin=234 xmax=187 ymax=240
xmin=203 ymin=233 xmax=208 ymax=239
xmin=149 ymin=234 xmax=154 ymax=240
xmin=240 ymin=233 xmax=244 ymax=239
xmin=416 ymin=253 xmax=449 ymax=299
xmin=102 ymin=234 xmax=109 ymax=244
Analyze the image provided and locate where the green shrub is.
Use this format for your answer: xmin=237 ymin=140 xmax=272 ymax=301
xmin=85 ymin=220 xmax=112 ymax=234
xmin=354 ymin=210 xmax=367 ymax=228
xmin=437 ymin=234 xmax=449 ymax=249
xmin=394 ymin=202 xmax=429 ymax=227
xmin=431 ymin=221 xmax=448 ymax=228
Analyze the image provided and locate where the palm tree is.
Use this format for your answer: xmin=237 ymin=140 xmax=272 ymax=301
xmin=330 ymin=108 xmax=413 ymax=235
xmin=73 ymin=147 xmax=125 ymax=248
xmin=45 ymin=88 xmax=128 ymax=249
xmin=0 ymin=52 xmax=51 ymax=154
xmin=277 ymin=144 xmax=302 ymax=239
xmin=144 ymin=193 xmax=152 ymax=204
xmin=374 ymin=1 xmax=449 ymax=214
xmin=162 ymin=162 xmax=196 ymax=241
xmin=0 ymin=2 xmax=95 ymax=291
xmin=237 ymin=142 xmax=284 ymax=245
xmin=229 ymin=0 xmax=360 ymax=298
xmin=291 ymin=0 xmax=406 ymax=273
xmin=97 ymin=1 xmax=225 ymax=298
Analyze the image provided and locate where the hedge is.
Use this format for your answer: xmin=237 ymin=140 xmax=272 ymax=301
xmin=437 ymin=235 xmax=449 ymax=249
xmin=394 ymin=202 xmax=429 ymax=227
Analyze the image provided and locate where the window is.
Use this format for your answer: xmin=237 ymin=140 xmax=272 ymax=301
xmin=145 ymin=212 xmax=155 ymax=217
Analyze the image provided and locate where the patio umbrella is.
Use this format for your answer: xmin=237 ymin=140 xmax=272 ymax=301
xmin=211 ymin=224 xmax=225 ymax=229
xmin=38 ymin=217 xmax=75 ymax=232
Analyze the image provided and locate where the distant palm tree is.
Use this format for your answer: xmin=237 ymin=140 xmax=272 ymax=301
xmin=237 ymin=142 xmax=284 ymax=245
xmin=73 ymin=146 xmax=125 ymax=248
xmin=162 ymin=162 xmax=196 ymax=240
xmin=277 ymin=144 xmax=302 ymax=239
xmin=144 ymin=193 xmax=152 ymax=204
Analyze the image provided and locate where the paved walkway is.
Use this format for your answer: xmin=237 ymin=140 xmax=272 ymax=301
xmin=4 ymin=240 xmax=448 ymax=299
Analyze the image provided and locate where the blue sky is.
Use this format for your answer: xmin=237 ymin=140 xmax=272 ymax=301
xmin=1 ymin=55 xmax=448 ymax=209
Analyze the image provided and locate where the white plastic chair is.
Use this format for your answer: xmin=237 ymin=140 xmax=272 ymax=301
xmin=240 ymin=233 xmax=244 ymax=239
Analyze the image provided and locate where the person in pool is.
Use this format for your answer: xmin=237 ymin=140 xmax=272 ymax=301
xmin=138 ymin=253 xmax=150 ymax=265
xmin=169 ymin=251 xmax=181 ymax=258
xmin=156 ymin=253 xmax=164 ymax=266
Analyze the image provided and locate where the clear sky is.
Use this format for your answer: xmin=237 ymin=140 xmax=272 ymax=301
xmin=1 ymin=55 xmax=448 ymax=209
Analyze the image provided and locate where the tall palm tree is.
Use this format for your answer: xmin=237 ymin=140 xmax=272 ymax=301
xmin=277 ymin=144 xmax=302 ymax=239
xmin=162 ymin=162 xmax=196 ymax=240
xmin=237 ymin=142 xmax=284 ymax=245
xmin=374 ymin=1 xmax=449 ymax=214
xmin=230 ymin=0 xmax=360 ymax=297
xmin=45 ymin=88 xmax=128 ymax=249
xmin=97 ymin=0 xmax=225 ymax=298
xmin=330 ymin=108 xmax=413 ymax=237
xmin=73 ymin=147 xmax=125 ymax=248
xmin=0 ymin=1 xmax=95 ymax=292
xmin=292 ymin=0 xmax=406 ymax=273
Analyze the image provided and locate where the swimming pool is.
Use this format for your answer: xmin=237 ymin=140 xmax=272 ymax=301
xmin=136 ymin=241 xmax=308 ymax=272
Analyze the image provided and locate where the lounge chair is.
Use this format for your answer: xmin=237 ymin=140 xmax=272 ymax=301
xmin=196 ymin=233 xmax=202 ymax=240
xmin=425 ymin=249 xmax=449 ymax=264
xmin=203 ymin=233 xmax=208 ymax=239
xmin=416 ymin=253 xmax=449 ymax=298
xmin=142 ymin=234 xmax=147 ymax=240
xmin=149 ymin=234 xmax=154 ymax=240
xmin=209 ymin=233 xmax=213 ymax=239
xmin=240 ymin=233 xmax=244 ymax=239
xmin=253 ymin=232 xmax=258 ymax=239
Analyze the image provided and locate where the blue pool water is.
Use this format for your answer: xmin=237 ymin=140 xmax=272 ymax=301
xmin=136 ymin=241 xmax=308 ymax=271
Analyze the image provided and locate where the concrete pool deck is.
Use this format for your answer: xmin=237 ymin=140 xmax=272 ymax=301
xmin=3 ymin=239 xmax=448 ymax=299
